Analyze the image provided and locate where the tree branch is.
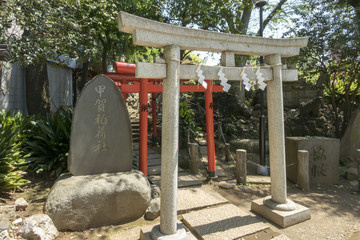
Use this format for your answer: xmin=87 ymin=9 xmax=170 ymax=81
xmin=257 ymin=0 xmax=287 ymax=36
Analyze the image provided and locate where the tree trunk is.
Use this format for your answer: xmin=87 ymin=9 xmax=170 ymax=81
xmin=26 ymin=64 xmax=52 ymax=116
xmin=80 ymin=61 xmax=89 ymax=91
xmin=237 ymin=0 xmax=253 ymax=34
xmin=102 ymin=49 xmax=107 ymax=73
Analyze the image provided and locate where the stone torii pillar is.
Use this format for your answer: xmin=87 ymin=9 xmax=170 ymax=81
xmin=117 ymin=11 xmax=310 ymax=238
xmin=160 ymin=45 xmax=181 ymax=235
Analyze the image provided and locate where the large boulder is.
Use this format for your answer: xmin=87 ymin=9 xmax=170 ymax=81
xmin=229 ymin=139 xmax=269 ymax=154
xmin=45 ymin=170 xmax=151 ymax=231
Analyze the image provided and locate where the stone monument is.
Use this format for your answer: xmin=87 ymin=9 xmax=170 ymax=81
xmin=341 ymin=109 xmax=360 ymax=164
xmin=68 ymin=74 xmax=132 ymax=175
xmin=45 ymin=75 xmax=151 ymax=230
xmin=286 ymin=137 xmax=340 ymax=184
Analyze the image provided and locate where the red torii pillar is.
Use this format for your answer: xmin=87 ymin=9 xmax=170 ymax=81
xmin=205 ymin=80 xmax=216 ymax=177
xmin=139 ymin=78 xmax=149 ymax=176
xmin=152 ymin=93 xmax=158 ymax=143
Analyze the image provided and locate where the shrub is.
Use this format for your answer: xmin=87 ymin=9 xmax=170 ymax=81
xmin=25 ymin=107 xmax=72 ymax=177
xmin=0 ymin=110 xmax=30 ymax=191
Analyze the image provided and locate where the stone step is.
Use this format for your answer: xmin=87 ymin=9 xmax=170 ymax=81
xmin=147 ymin=165 xmax=184 ymax=176
xmin=199 ymin=146 xmax=208 ymax=155
xmin=182 ymin=203 xmax=269 ymax=240
xmin=149 ymin=172 xmax=203 ymax=189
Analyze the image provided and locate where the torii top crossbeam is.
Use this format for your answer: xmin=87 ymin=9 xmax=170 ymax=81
xmin=118 ymin=11 xmax=308 ymax=57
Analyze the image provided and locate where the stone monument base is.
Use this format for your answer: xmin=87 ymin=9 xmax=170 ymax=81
xmin=140 ymin=222 xmax=196 ymax=240
xmin=45 ymin=170 xmax=151 ymax=231
xmin=251 ymin=197 xmax=311 ymax=228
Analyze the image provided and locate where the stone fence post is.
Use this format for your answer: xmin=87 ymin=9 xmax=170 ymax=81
xmin=236 ymin=149 xmax=247 ymax=185
xmin=225 ymin=143 xmax=230 ymax=162
xmin=189 ymin=143 xmax=199 ymax=174
xmin=297 ymin=150 xmax=310 ymax=191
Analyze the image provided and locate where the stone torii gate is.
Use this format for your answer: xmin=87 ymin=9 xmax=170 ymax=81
xmin=118 ymin=11 xmax=310 ymax=239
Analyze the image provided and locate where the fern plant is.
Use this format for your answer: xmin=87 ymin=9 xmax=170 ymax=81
xmin=25 ymin=107 xmax=72 ymax=177
xmin=0 ymin=110 xmax=30 ymax=191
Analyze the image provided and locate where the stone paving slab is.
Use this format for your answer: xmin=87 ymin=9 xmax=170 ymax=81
xmin=177 ymin=186 xmax=229 ymax=214
xmin=149 ymin=172 xmax=203 ymax=189
xmin=273 ymin=234 xmax=291 ymax=240
xmin=182 ymin=204 xmax=269 ymax=240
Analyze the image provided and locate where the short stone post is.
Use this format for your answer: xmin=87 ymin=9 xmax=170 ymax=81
xmin=159 ymin=44 xmax=180 ymax=235
xmin=357 ymin=149 xmax=360 ymax=192
xmin=236 ymin=149 xmax=247 ymax=185
xmin=225 ymin=143 xmax=230 ymax=162
xmin=297 ymin=150 xmax=310 ymax=191
xmin=189 ymin=143 xmax=199 ymax=174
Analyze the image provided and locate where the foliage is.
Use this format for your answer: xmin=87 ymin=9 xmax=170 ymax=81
xmin=284 ymin=0 xmax=360 ymax=137
xmin=164 ymin=0 xmax=253 ymax=34
xmin=0 ymin=110 xmax=30 ymax=191
xmin=24 ymin=107 xmax=72 ymax=177
xmin=0 ymin=0 xmax=164 ymax=71
xmin=179 ymin=100 xmax=201 ymax=141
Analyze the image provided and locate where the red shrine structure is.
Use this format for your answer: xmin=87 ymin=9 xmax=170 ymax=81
xmin=105 ymin=62 xmax=224 ymax=178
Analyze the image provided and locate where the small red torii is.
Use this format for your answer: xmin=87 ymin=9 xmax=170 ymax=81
xmin=105 ymin=62 xmax=224 ymax=178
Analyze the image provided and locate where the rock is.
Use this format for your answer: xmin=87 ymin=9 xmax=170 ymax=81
xmin=19 ymin=214 xmax=58 ymax=240
xmin=150 ymin=184 xmax=161 ymax=199
xmin=144 ymin=198 xmax=160 ymax=220
xmin=346 ymin=167 xmax=358 ymax=181
xmin=350 ymin=180 xmax=358 ymax=190
xmin=0 ymin=230 xmax=14 ymax=240
xmin=300 ymin=97 xmax=323 ymax=118
xmin=229 ymin=139 xmax=269 ymax=154
xmin=0 ymin=205 xmax=15 ymax=220
xmin=15 ymin=198 xmax=29 ymax=211
xmin=340 ymin=156 xmax=356 ymax=168
xmin=45 ymin=170 xmax=151 ymax=231
xmin=218 ymin=181 xmax=235 ymax=189
xmin=12 ymin=218 xmax=23 ymax=226
xmin=0 ymin=216 xmax=10 ymax=231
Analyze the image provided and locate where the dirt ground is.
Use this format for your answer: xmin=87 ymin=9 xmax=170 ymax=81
xmin=1 ymin=169 xmax=360 ymax=240
xmin=213 ymin=180 xmax=360 ymax=240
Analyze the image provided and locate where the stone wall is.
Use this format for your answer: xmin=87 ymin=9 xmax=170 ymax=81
xmin=282 ymin=83 xmax=318 ymax=108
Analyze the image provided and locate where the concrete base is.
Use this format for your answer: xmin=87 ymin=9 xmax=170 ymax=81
xmin=251 ymin=197 xmax=311 ymax=228
xmin=140 ymin=222 xmax=196 ymax=240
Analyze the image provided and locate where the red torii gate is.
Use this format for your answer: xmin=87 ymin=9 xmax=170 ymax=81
xmin=105 ymin=62 xmax=224 ymax=178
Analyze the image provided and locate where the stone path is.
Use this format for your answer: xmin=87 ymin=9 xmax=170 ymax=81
xmin=127 ymin=143 xmax=290 ymax=240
